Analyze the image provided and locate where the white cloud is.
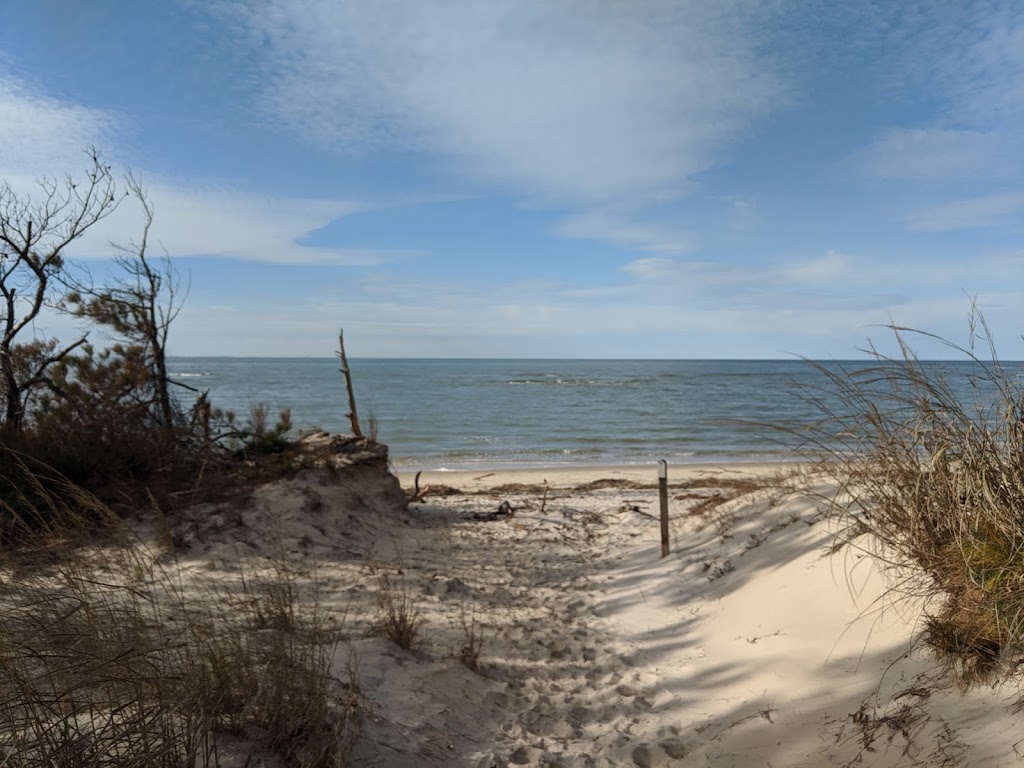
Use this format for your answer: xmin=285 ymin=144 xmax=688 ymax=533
xmin=5 ymin=170 xmax=413 ymax=266
xmin=555 ymin=210 xmax=695 ymax=255
xmin=0 ymin=70 xmax=410 ymax=267
xmin=778 ymin=250 xmax=852 ymax=284
xmin=620 ymin=251 xmax=880 ymax=295
xmin=622 ymin=257 xmax=752 ymax=294
xmin=129 ymin=181 xmax=414 ymax=266
xmin=215 ymin=0 xmax=786 ymax=206
xmin=617 ymin=247 xmax=1012 ymax=302
xmin=852 ymin=128 xmax=1011 ymax=182
xmin=938 ymin=11 xmax=1024 ymax=124
xmin=0 ymin=73 xmax=116 ymax=175
xmin=170 ymin=267 xmax=1024 ymax=359
xmin=849 ymin=6 xmax=1024 ymax=188
xmin=905 ymin=192 xmax=1024 ymax=231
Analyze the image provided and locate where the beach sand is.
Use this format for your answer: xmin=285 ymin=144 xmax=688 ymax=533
xmin=34 ymin=455 xmax=1024 ymax=766
xmin=388 ymin=465 xmax=1019 ymax=766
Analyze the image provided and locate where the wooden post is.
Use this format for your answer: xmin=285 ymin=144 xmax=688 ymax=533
xmin=338 ymin=328 xmax=363 ymax=437
xmin=658 ymin=460 xmax=670 ymax=557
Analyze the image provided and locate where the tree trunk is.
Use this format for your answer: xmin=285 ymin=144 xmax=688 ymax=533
xmin=1 ymin=354 xmax=22 ymax=431
xmin=153 ymin=345 xmax=173 ymax=429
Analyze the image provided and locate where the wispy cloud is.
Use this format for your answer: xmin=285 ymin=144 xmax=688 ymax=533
xmin=174 ymin=239 xmax=1023 ymax=355
xmin=905 ymin=192 xmax=1024 ymax=231
xmin=215 ymin=0 xmax=786 ymax=207
xmin=555 ymin=210 xmax=695 ymax=255
xmin=853 ymin=3 xmax=1024 ymax=126
xmin=0 ymin=73 xmax=116 ymax=174
xmin=618 ymin=247 xmax=1013 ymax=300
xmin=935 ymin=9 xmax=1024 ymax=124
xmin=0 ymin=71 xmax=411 ymax=266
xmin=621 ymin=251 xmax=882 ymax=295
xmin=173 ymin=272 xmax=1021 ymax=358
xmin=16 ymin=172 xmax=411 ymax=266
xmin=622 ymin=257 xmax=752 ymax=294
xmin=779 ymin=250 xmax=856 ymax=284
xmin=130 ymin=182 xmax=414 ymax=266
xmin=847 ymin=5 xmax=1024 ymax=203
xmin=851 ymin=128 xmax=1011 ymax=182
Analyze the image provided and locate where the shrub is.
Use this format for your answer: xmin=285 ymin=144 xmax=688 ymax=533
xmin=209 ymin=402 xmax=294 ymax=457
xmin=242 ymin=403 xmax=294 ymax=455
xmin=0 ymin=343 xmax=208 ymax=541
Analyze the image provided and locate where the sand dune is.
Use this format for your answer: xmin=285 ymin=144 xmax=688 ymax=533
xmin=60 ymin=458 xmax=1024 ymax=765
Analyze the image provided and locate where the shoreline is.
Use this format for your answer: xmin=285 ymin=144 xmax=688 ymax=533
xmin=389 ymin=455 xmax=805 ymax=474
xmin=395 ymin=459 xmax=806 ymax=493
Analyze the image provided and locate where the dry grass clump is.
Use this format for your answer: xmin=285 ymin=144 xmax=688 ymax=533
xmin=807 ymin=317 xmax=1024 ymax=686
xmin=0 ymin=449 xmax=126 ymax=544
xmin=456 ymin=608 xmax=485 ymax=673
xmin=0 ymin=484 xmax=361 ymax=767
xmin=371 ymin=570 xmax=424 ymax=652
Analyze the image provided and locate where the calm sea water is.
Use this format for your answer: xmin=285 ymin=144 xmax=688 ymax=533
xmin=166 ymin=358 xmax=1024 ymax=470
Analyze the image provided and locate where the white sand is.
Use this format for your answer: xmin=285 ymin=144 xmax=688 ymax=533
xmin=159 ymin=460 xmax=1023 ymax=765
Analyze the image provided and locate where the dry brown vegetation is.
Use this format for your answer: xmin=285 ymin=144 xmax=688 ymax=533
xmin=0 ymin=482 xmax=362 ymax=767
xmin=805 ymin=315 xmax=1024 ymax=687
xmin=456 ymin=607 xmax=486 ymax=673
xmin=0 ymin=157 xmax=392 ymax=765
xmin=370 ymin=568 xmax=424 ymax=652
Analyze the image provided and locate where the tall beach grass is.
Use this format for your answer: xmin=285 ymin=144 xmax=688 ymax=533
xmin=805 ymin=315 xmax=1024 ymax=686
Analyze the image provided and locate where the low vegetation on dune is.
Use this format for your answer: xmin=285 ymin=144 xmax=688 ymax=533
xmin=0 ymin=150 xmax=347 ymax=541
xmin=0 ymin=500 xmax=363 ymax=768
xmin=0 ymin=154 xmax=373 ymax=765
xmin=805 ymin=314 xmax=1024 ymax=687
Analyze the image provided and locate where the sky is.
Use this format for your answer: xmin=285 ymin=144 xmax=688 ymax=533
xmin=1 ymin=0 xmax=1022 ymax=359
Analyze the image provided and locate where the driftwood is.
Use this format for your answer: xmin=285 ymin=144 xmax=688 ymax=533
xmin=338 ymin=328 xmax=362 ymax=437
xmin=471 ymin=500 xmax=516 ymax=522
xmin=407 ymin=471 xmax=431 ymax=503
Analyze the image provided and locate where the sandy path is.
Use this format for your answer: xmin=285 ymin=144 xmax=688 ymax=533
xmin=168 ymin=462 xmax=1021 ymax=766
xmin=380 ymin=465 xmax=1020 ymax=767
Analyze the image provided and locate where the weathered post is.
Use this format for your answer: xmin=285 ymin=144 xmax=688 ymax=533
xmin=658 ymin=460 xmax=670 ymax=557
xmin=338 ymin=328 xmax=363 ymax=437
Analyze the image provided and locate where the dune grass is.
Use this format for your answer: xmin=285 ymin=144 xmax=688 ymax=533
xmin=0 ymin=478 xmax=361 ymax=767
xmin=805 ymin=316 xmax=1024 ymax=686
xmin=370 ymin=568 xmax=424 ymax=652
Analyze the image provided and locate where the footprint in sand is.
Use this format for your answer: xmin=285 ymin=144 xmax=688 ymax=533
xmin=630 ymin=739 xmax=690 ymax=767
xmin=585 ymin=666 xmax=622 ymax=687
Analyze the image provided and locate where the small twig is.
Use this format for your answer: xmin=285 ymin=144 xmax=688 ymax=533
xmin=746 ymin=629 xmax=783 ymax=644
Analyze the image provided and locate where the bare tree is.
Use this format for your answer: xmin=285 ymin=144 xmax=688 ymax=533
xmin=0 ymin=148 xmax=121 ymax=430
xmin=72 ymin=175 xmax=186 ymax=429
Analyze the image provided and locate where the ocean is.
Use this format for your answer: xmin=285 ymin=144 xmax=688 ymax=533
xmin=166 ymin=358 xmax=1023 ymax=470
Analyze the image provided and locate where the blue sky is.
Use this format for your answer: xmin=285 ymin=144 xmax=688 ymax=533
xmin=1 ymin=0 xmax=1022 ymax=358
